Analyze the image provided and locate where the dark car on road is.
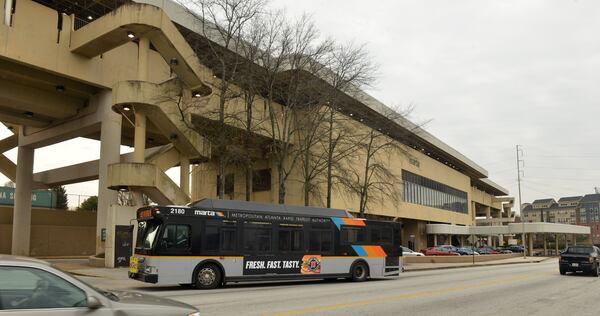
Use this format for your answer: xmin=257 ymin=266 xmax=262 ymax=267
xmin=559 ymin=245 xmax=600 ymax=276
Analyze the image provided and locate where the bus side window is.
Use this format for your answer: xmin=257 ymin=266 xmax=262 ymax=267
xmin=309 ymin=231 xmax=333 ymax=253
xmin=279 ymin=229 xmax=304 ymax=252
xmin=220 ymin=229 xmax=236 ymax=252
xmin=161 ymin=224 xmax=191 ymax=250
xmin=341 ymin=227 xmax=366 ymax=244
xmin=371 ymin=227 xmax=392 ymax=244
xmin=205 ymin=226 xmax=219 ymax=251
xmin=244 ymin=227 xmax=272 ymax=253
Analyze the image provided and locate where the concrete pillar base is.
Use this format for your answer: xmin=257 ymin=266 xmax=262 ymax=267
xmin=11 ymin=145 xmax=34 ymax=256
xmin=96 ymin=91 xmax=122 ymax=255
xmin=105 ymin=205 xmax=138 ymax=268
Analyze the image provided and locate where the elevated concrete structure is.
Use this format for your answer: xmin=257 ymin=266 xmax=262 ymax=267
xmin=1 ymin=0 xmax=515 ymax=265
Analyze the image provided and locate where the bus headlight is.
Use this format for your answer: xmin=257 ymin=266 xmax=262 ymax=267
xmin=144 ymin=266 xmax=157 ymax=274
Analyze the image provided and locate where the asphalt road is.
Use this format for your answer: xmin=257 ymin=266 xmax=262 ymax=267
xmin=86 ymin=258 xmax=600 ymax=316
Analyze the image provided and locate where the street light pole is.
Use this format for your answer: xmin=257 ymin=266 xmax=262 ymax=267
xmin=516 ymin=145 xmax=526 ymax=259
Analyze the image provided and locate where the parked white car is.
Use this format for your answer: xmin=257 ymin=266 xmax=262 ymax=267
xmin=401 ymin=246 xmax=425 ymax=256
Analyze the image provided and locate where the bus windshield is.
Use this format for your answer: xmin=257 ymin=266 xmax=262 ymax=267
xmin=136 ymin=220 xmax=161 ymax=250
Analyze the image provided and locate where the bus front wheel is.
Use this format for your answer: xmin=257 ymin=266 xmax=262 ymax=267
xmin=350 ymin=261 xmax=369 ymax=282
xmin=194 ymin=263 xmax=222 ymax=289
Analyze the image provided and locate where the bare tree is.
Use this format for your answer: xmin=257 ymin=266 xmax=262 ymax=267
xmin=322 ymin=43 xmax=377 ymax=208
xmin=294 ymin=42 xmax=377 ymax=207
xmin=262 ymin=15 xmax=333 ymax=204
xmin=337 ymin=107 xmax=415 ymax=217
xmin=178 ymin=0 xmax=265 ymax=199
xmin=236 ymin=15 xmax=272 ymax=201
xmin=296 ymin=103 xmax=330 ymax=205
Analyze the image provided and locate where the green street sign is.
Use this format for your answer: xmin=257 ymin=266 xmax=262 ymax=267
xmin=0 ymin=186 xmax=57 ymax=208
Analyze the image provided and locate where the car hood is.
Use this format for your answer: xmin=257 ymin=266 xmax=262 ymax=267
xmin=111 ymin=290 xmax=197 ymax=311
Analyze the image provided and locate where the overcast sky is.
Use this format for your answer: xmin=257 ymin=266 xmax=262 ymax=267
xmin=2 ymin=0 xmax=599 ymax=210
xmin=270 ymin=0 xmax=600 ymax=206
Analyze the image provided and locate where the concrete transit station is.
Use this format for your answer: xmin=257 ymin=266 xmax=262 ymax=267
xmin=0 ymin=0 xmax=590 ymax=266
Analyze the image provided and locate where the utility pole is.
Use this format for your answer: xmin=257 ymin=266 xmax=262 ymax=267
xmin=517 ymin=145 xmax=526 ymax=258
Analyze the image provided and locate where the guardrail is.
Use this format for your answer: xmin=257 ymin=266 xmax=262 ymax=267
xmin=404 ymin=253 xmax=520 ymax=264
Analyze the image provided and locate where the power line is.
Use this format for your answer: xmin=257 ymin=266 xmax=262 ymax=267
xmin=521 ymin=179 xmax=589 ymax=196
xmin=523 ymin=176 xmax=599 ymax=182
xmin=521 ymin=183 xmax=561 ymax=198
xmin=525 ymin=166 xmax=600 ymax=171
xmin=525 ymin=154 xmax=600 ymax=159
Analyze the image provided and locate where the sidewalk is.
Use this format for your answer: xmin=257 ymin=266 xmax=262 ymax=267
xmin=49 ymin=259 xmax=130 ymax=280
xmin=403 ymin=256 xmax=554 ymax=272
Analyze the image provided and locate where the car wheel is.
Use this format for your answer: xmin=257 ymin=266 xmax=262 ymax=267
xmin=592 ymin=264 xmax=599 ymax=277
xmin=194 ymin=263 xmax=222 ymax=289
xmin=350 ymin=261 xmax=369 ymax=282
xmin=559 ymin=268 xmax=566 ymax=275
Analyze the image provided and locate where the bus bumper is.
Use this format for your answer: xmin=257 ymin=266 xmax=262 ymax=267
xmin=129 ymin=272 xmax=158 ymax=284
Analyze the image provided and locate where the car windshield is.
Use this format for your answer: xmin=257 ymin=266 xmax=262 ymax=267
xmin=565 ymin=246 xmax=593 ymax=254
xmin=136 ymin=220 xmax=161 ymax=249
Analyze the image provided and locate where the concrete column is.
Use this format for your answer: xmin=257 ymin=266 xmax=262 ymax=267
xmin=573 ymin=234 xmax=577 ymax=245
xmin=543 ymin=234 xmax=547 ymax=256
xmin=4 ymin=0 xmax=13 ymax=26
xmin=460 ymin=235 xmax=465 ymax=247
xmin=180 ymin=156 xmax=190 ymax=196
xmin=133 ymin=111 xmax=146 ymax=163
xmin=528 ymin=233 xmax=534 ymax=256
xmin=486 ymin=206 xmax=492 ymax=246
xmin=11 ymin=145 xmax=34 ymax=256
xmin=433 ymin=234 xmax=438 ymax=246
xmin=133 ymin=36 xmax=149 ymax=208
xmin=97 ymin=91 xmax=122 ymax=255
xmin=554 ymin=234 xmax=559 ymax=255
xmin=137 ymin=37 xmax=149 ymax=81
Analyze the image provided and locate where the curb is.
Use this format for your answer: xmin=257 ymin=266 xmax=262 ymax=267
xmin=404 ymin=257 xmax=554 ymax=272
xmin=68 ymin=271 xmax=103 ymax=278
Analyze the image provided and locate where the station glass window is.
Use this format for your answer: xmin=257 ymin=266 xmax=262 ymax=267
xmin=401 ymin=170 xmax=468 ymax=214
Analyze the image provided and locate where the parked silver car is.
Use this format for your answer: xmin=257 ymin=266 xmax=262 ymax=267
xmin=401 ymin=246 xmax=424 ymax=256
xmin=0 ymin=255 xmax=199 ymax=315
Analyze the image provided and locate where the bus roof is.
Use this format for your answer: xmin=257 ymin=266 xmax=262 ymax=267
xmin=189 ymin=199 xmax=353 ymax=218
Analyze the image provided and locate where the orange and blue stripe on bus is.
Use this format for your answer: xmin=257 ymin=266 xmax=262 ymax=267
xmin=331 ymin=217 xmax=366 ymax=229
xmin=351 ymin=245 xmax=387 ymax=257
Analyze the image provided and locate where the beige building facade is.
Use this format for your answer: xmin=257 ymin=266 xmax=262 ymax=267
xmin=1 ymin=0 xmax=510 ymax=264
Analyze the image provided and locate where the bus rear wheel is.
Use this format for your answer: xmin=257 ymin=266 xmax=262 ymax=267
xmin=194 ymin=264 xmax=222 ymax=289
xmin=350 ymin=262 xmax=369 ymax=282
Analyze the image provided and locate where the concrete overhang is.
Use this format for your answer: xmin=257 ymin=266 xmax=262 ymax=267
xmin=508 ymin=223 xmax=590 ymax=235
xmin=70 ymin=3 xmax=212 ymax=95
xmin=427 ymin=223 xmax=590 ymax=236
xmin=426 ymin=224 xmax=470 ymax=235
xmin=474 ymin=178 xmax=509 ymax=196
